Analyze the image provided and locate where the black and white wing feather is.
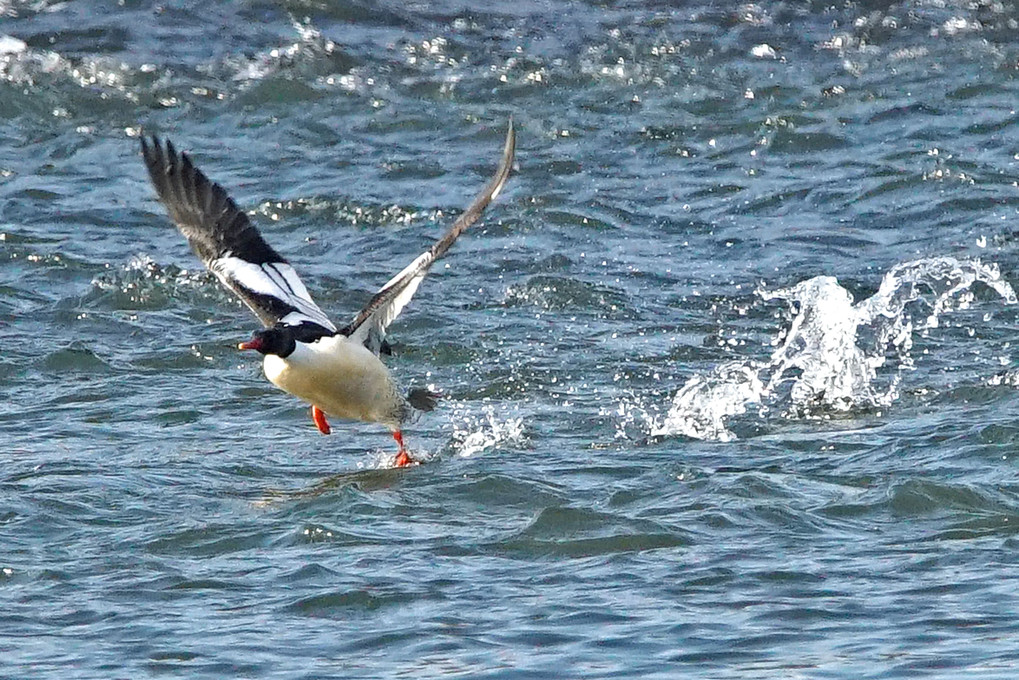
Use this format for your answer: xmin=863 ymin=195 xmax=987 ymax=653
xmin=140 ymin=136 xmax=336 ymax=336
xmin=341 ymin=120 xmax=516 ymax=355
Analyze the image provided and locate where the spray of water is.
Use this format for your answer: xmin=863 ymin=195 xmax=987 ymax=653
xmin=448 ymin=403 xmax=527 ymax=457
xmin=651 ymin=257 xmax=1016 ymax=441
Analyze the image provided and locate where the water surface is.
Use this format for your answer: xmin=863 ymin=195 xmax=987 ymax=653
xmin=3 ymin=1 xmax=1019 ymax=677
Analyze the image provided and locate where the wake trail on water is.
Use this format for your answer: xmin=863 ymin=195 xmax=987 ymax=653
xmin=648 ymin=257 xmax=1016 ymax=442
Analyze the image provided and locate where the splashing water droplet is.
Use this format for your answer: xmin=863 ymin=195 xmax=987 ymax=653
xmin=449 ymin=404 xmax=526 ymax=457
xmin=652 ymin=257 xmax=1016 ymax=441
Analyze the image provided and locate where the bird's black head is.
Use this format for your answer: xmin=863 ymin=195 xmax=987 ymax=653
xmin=238 ymin=327 xmax=297 ymax=358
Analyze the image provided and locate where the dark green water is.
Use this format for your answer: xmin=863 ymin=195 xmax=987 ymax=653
xmin=3 ymin=1 xmax=1019 ymax=677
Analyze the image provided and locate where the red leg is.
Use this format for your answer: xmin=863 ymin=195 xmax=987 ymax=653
xmin=393 ymin=430 xmax=414 ymax=467
xmin=311 ymin=406 xmax=331 ymax=435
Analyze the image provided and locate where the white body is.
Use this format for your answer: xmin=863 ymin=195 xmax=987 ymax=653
xmin=262 ymin=335 xmax=406 ymax=429
xmin=143 ymin=124 xmax=513 ymax=450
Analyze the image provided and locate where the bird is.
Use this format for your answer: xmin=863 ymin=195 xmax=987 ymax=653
xmin=140 ymin=121 xmax=515 ymax=467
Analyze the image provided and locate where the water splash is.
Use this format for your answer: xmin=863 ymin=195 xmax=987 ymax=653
xmin=652 ymin=257 xmax=1016 ymax=441
xmin=342 ymin=403 xmax=526 ymax=469
xmin=0 ymin=36 xmax=26 ymax=56
xmin=448 ymin=403 xmax=526 ymax=457
xmin=652 ymin=365 xmax=765 ymax=442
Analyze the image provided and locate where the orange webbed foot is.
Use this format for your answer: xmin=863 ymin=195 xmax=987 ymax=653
xmin=392 ymin=430 xmax=415 ymax=467
xmin=311 ymin=406 xmax=331 ymax=435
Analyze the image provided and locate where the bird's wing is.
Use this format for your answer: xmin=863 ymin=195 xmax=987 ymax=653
xmin=140 ymin=136 xmax=336 ymax=336
xmin=342 ymin=120 xmax=515 ymax=355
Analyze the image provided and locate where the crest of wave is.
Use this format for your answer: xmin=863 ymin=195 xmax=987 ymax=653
xmin=652 ymin=257 xmax=1016 ymax=441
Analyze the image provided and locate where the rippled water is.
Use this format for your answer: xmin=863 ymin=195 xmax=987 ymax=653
xmin=4 ymin=1 xmax=1019 ymax=677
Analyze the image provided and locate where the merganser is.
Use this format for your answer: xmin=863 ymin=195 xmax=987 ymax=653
xmin=140 ymin=121 xmax=515 ymax=467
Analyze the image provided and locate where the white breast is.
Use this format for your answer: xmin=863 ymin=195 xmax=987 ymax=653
xmin=262 ymin=335 xmax=405 ymax=428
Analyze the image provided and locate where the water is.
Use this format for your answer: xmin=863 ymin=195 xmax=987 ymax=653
xmin=3 ymin=1 xmax=1019 ymax=677
xmin=648 ymin=257 xmax=1017 ymax=442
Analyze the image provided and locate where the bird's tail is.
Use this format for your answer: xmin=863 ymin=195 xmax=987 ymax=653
xmin=407 ymin=388 xmax=441 ymax=412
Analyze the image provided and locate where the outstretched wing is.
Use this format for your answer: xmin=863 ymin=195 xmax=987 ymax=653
xmin=140 ymin=136 xmax=336 ymax=336
xmin=341 ymin=120 xmax=516 ymax=354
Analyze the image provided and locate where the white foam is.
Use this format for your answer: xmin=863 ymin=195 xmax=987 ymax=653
xmin=0 ymin=36 xmax=27 ymax=56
